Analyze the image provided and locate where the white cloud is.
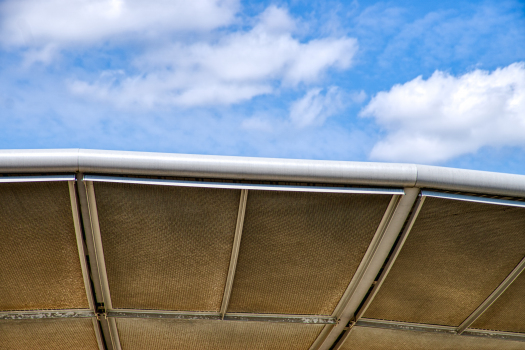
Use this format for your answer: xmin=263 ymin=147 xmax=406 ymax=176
xmin=290 ymin=87 xmax=344 ymax=127
xmin=290 ymin=88 xmax=365 ymax=128
xmin=0 ymin=0 xmax=239 ymax=47
xmin=69 ymin=6 xmax=358 ymax=107
xmin=361 ymin=62 xmax=525 ymax=163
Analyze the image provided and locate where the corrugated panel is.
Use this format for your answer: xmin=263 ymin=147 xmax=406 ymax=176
xmin=364 ymin=197 xmax=525 ymax=326
xmin=473 ymin=268 xmax=525 ymax=333
xmin=0 ymin=182 xmax=88 ymax=311
xmin=340 ymin=326 xmax=525 ymax=350
xmin=228 ymin=191 xmax=392 ymax=315
xmin=115 ymin=318 xmax=323 ymax=350
xmin=0 ymin=318 xmax=100 ymax=350
xmin=94 ymin=182 xmax=240 ymax=311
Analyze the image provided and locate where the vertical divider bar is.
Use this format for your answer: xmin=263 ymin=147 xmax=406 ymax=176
xmin=354 ymin=194 xmax=426 ymax=321
xmin=330 ymin=195 xmax=401 ymax=318
xmin=84 ymin=179 xmax=123 ymax=350
xmin=84 ymin=181 xmax=113 ymax=310
xmin=332 ymin=322 xmax=356 ymax=350
xmin=313 ymin=188 xmax=420 ymax=350
xmin=68 ymin=180 xmax=95 ymax=311
xmin=76 ymin=174 xmax=105 ymax=304
xmin=220 ymin=189 xmax=249 ymax=318
xmin=92 ymin=318 xmax=107 ymax=350
xmin=76 ymin=174 xmax=121 ymax=350
xmin=70 ymin=179 xmax=107 ymax=350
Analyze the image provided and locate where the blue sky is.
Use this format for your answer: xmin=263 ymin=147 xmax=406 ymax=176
xmin=1 ymin=0 xmax=524 ymax=173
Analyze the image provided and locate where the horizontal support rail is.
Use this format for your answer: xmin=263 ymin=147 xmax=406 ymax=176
xmin=0 ymin=310 xmax=95 ymax=320
xmin=0 ymin=175 xmax=75 ymax=183
xmin=107 ymin=310 xmax=336 ymax=324
xmin=422 ymin=190 xmax=525 ymax=208
xmin=357 ymin=318 xmax=457 ymax=335
xmin=84 ymin=175 xmax=403 ymax=195
xmin=357 ymin=318 xmax=525 ymax=343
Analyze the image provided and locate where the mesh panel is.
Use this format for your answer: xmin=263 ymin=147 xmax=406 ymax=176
xmin=340 ymin=326 xmax=525 ymax=350
xmin=364 ymin=197 xmax=525 ymax=326
xmin=0 ymin=182 xmax=88 ymax=311
xmin=94 ymin=183 xmax=240 ymax=311
xmin=228 ymin=191 xmax=392 ymax=315
xmin=116 ymin=318 xmax=323 ymax=350
xmin=0 ymin=318 xmax=100 ymax=350
xmin=473 ymin=268 xmax=525 ymax=333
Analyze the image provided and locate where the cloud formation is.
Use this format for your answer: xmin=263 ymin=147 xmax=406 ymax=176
xmin=289 ymin=87 xmax=366 ymax=127
xmin=361 ymin=62 xmax=525 ymax=163
xmin=1 ymin=0 xmax=239 ymax=47
xmin=68 ymin=6 xmax=357 ymax=107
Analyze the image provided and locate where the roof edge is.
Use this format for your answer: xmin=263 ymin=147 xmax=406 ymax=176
xmin=0 ymin=149 xmax=524 ymax=197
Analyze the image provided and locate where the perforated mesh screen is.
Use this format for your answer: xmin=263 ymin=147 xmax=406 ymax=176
xmin=116 ymin=318 xmax=323 ymax=350
xmin=0 ymin=182 xmax=88 ymax=311
xmin=94 ymin=183 xmax=240 ymax=311
xmin=473 ymin=269 xmax=525 ymax=333
xmin=364 ymin=197 xmax=525 ymax=326
xmin=0 ymin=318 xmax=100 ymax=350
xmin=227 ymin=191 xmax=391 ymax=315
xmin=340 ymin=326 xmax=525 ymax=350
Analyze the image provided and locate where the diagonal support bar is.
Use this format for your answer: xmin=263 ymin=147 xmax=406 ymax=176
xmin=457 ymin=254 xmax=525 ymax=334
xmin=220 ymin=189 xmax=248 ymax=317
xmin=354 ymin=194 xmax=426 ymax=321
xmin=313 ymin=188 xmax=420 ymax=350
xmin=76 ymin=175 xmax=121 ymax=350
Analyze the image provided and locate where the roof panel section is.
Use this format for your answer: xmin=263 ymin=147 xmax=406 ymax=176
xmin=228 ymin=191 xmax=392 ymax=315
xmin=0 ymin=181 xmax=88 ymax=311
xmin=115 ymin=318 xmax=323 ymax=350
xmin=473 ymin=269 xmax=525 ymax=333
xmin=0 ymin=318 xmax=100 ymax=350
xmin=364 ymin=197 xmax=525 ymax=326
xmin=341 ymin=325 xmax=525 ymax=350
xmin=94 ymin=182 xmax=240 ymax=311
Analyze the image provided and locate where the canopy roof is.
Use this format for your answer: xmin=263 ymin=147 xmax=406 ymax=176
xmin=1 ymin=149 xmax=524 ymax=350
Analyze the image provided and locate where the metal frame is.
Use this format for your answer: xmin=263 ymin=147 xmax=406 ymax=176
xmin=80 ymin=174 xmax=411 ymax=350
xmin=356 ymin=318 xmax=525 ymax=343
xmin=0 ymin=176 xmax=105 ymax=350
xmin=313 ymin=188 xmax=420 ymax=350
xmin=421 ymin=190 xmax=525 ymax=334
xmin=331 ymin=322 xmax=354 ymax=350
xmin=6 ymin=148 xmax=525 ymax=197
xmin=69 ymin=179 xmax=108 ymax=350
xmin=354 ymin=195 xmax=426 ymax=321
xmin=0 ymin=310 xmax=95 ymax=320
xmin=69 ymin=181 xmax=95 ymax=311
xmin=82 ymin=179 xmax=122 ymax=350
xmin=422 ymin=190 xmax=525 ymax=208
xmin=0 ymin=175 xmax=74 ymax=183
xmin=106 ymin=310 xmax=336 ymax=324
xmin=220 ymin=189 xmax=248 ymax=318
xmin=76 ymin=173 xmax=115 ymax=350
xmin=84 ymin=174 xmax=404 ymax=195
xmin=3 ymin=152 xmax=525 ymax=349
xmin=457 ymin=254 xmax=525 ymax=334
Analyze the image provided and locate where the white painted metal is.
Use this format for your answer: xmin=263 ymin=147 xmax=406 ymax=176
xmin=84 ymin=175 xmax=404 ymax=195
xmin=68 ymin=181 xmax=95 ymax=311
xmin=220 ymin=189 xmax=248 ymax=317
xmin=314 ymin=188 xmax=420 ymax=350
xmin=422 ymin=190 xmax=525 ymax=208
xmin=355 ymin=195 xmax=426 ymax=321
xmin=2 ymin=149 xmax=525 ymax=197
xmin=0 ymin=175 xmax=74 ymax=183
